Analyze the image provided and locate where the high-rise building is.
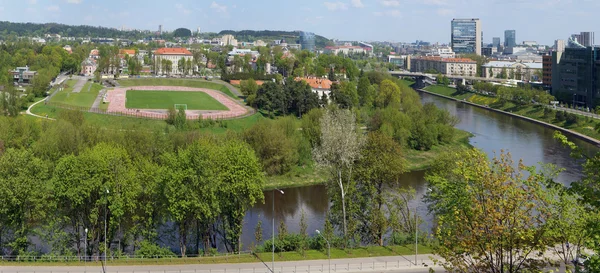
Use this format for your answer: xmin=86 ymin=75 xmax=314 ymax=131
xmin=299 ymin=31 xmax=316 ymax=52
xmin=450 ymin=18 xmax=482 ymax=55
xmin=554 ymin=39 xmax=565 ymax=52
xmin=158 ymin=25 xmax=162 ymax=35
xmin=492 ymin=37 xmax=501 ymax=48
xmin=579 ymin=32 xmax=595 ymax=47
xmin=552 ymin=46 xmax=600 ymax=108
xmin=504 ymin=30 xmax=516 ymax=48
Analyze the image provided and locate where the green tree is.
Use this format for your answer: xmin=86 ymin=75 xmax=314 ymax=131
xmin=240 ymin=78 xmax=259 ymax=97
xmin=313 ymin=109 xmax=364 ymax=246
xmin=357 ymin=75 xmax=375 ymax=107
xmin=425 ymin=149 xmax=555 ymax=272
xmin=375 ymin=80 xmax=402 ymax=109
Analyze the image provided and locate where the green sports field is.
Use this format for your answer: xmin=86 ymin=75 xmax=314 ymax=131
xmin=125 ymin=91 xmax=228 ymax=110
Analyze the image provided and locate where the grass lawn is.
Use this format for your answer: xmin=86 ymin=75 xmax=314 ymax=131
xmin=126 ymin=90 xmax=228 ymax=110
xmin=49 ymin=80 xmax=103 ymax=109
xmin=118 ymin=78 xmax=238 ymax=99
xmin=0 ymin=244 xmax=432 ymax=266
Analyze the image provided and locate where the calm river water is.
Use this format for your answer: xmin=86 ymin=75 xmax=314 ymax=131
xmin=239 ymin=92 xmax=599 ymax=248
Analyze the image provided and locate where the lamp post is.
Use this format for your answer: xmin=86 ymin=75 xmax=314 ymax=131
xmin=84 ymin=228 xmax=88 ymax=265
xmin=105 ymin=189 xmax=109 ymax=266
xmin=316 ymin=230 xmax=330 ymax=273
xmin=272 ymin=189 xmax=284 ymax=273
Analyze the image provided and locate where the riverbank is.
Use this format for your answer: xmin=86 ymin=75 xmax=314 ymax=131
xmin=421 ymin=85 xmax=600 ymax=146
xmin=264 ymin=129 xmax=472 ymax=190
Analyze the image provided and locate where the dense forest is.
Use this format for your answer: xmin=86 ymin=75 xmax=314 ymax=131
xmin=218 ymin=30 xmax=334 ymax=48
xmin=0 ymin=21 xmax=150 ymax=39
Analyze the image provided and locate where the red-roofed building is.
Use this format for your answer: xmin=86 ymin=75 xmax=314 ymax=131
xmin=296 ymin=77 xmax=333 ymax=98
xmin=119 ymin=49 xmax=136 ymax=56
xmin=153 ymin=48 xmax=193 ymax=75
xmin=410 ymin=56 xmax=477 ymax=76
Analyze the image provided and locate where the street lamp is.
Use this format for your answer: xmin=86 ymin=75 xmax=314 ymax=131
xmin=84 ymin=228 xmax=88 ymax=264
xmin=272 ymin=189 xmax=284 ymax=273
xmin=316 ymin=230 xmax=330 ymax=273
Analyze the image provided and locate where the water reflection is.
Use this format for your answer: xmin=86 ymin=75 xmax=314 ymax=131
xmin=241 ymin=92 xmax=599 ymax=248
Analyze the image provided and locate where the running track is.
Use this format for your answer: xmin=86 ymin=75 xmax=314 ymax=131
xmin=105 ymin=86 xmax=248 ymax=120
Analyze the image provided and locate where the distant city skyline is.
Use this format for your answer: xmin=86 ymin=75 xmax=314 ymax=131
xmin=0 ymin=0 xmax=599 ymax=45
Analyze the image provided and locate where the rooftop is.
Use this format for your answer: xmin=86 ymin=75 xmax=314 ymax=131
xmin=414 ymin=56 xmax=476 ymax=63
xmin=154 ymin=47 xmax=192 ymax=55
xmin=296 ymin=77 xmax=332 ymax=90
xmin=482 ymin=61 xmax=542 ymax=69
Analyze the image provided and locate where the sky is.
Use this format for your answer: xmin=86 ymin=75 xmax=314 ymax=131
xmin=0 ymin=0 xmax=599 ymax=45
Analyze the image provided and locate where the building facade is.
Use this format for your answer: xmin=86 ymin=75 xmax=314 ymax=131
xmin=411 ymin=56 xmax=477 ymax=76
xmin=221 ymin=35 xmax=238 ymax=47
xmin=11 ymin=66 xmax=36 ymax=84
xmin=299 ymin=31 xmax=316 ymax=52
xmin=542 ymin=55 xmax=552 ymax=86
xmin=451 ymin=18 xmax=481 ymax=55
xmin=552 ymin=47 xmax=600 ymax=108
xmin=481 ymin=61 xmax=542 ymax=82
xmin=579 ymin=32 xmax=595 ymax=47
xmin=554 ymin=39 xmax=566 ymax=52
xmin=153 ymin=48 xmax=193 ymax=75
xmin=81 ymin=58 xmax=97 ymax=76
xmin=504 ymin=30 xmax=516 ymax=48
xmin=492 ymin=37 xmax=501 ymax=48
xmin=324 ymin=46 xmax=366 ymax=55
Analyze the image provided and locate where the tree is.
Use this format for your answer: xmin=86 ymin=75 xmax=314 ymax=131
xmin=375 ymin=80 xmax=402 ymax=109
xmin=330 ymin=81 xmax=358 ymax=109
xmin=253 ymin=81 xmax=286 ymax=117
xmin=357 ymin=75 xmax=375 ymax=107
xmin=313 ymin=109 xmax=364 ymax=246
xmin=173 ymin=28 xmax=192 ymax=37
xmin=240 ymin=78 xmax=259 ymax=97
xmin=355 ymin=132 xmax=406 ymax=246
xmin=425 ymin=149 xmax=555 ymax=272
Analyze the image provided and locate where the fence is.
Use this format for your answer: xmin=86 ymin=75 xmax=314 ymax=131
xmin=43 ymin=101 xmax=256 ymax=121
xmin=0 ymin=259 xmax=432 ymax=273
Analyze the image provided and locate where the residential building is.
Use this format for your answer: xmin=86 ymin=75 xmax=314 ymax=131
xmin=359 ymin=42 xmax=374 ymax=52
xmin=552 ymin=46 xmax=600 ymax=108
xmin=63 ymin=45 xmax=72 ymax=54
xmin=221 ymin=35 xmax=238 ymax=47
xmin=426 ymin=47 xmax=455 ymax=58
xmin=324 ymin=46 xmax=366 ymax=55
xmin=554 ymin=39 xmax=566 ymax=52
xmin=81 ymin=58 xmax=97 ymax=76
xmin=450 ymin=18 xmax=482 ymax=55
xmin=481 ymin=47 xmax=497 ymax=56
xmin=254 ymin=40 xmax=267 ymax=47
xmin=522 ymin=41 xmax=537 ymax=47
xmin=504 ymin=30 xmax=516 ymax=48
xmin=482 ymin=61 xmax=542 ymax=82
xmin=299 ymin=31 xmax=316 ymax=52
xmin=296 ymin=77 xmax=332 ymax=99
xmin=90 ymin=49 xmax=100 ymax=60
xmin=388 ymin=55 xmax=408 ymax=68
xmin=153 ymin=48 xmax=193 ymax=75
xmin=492 ymin=37 xmax=501 ymax=48
xmin=11 ymin=66 xmax=37 ymax=84
xmin=410 ymin=56 xmax=477 ymax=76
xmin=542 ymin=55 xmax=552 ymax=86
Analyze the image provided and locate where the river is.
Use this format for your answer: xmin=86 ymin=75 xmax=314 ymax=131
xmin=239 ymin=92 xmax=599 ymax=248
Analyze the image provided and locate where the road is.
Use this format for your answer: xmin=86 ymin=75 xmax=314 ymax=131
xmin=25 ymin=98 xmax=55 ymax=120
xmin=0 ymin=255 xmax=442 ymax=273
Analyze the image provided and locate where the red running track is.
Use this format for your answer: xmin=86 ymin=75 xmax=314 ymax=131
xmin=105 ymin=86 xmax=248 ymax=120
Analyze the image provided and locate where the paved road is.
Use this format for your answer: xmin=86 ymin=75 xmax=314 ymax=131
xmin=0 ymin=255 xmax=442 ymax=273
xmin=90 ymin=89 xmax=107 ymax=111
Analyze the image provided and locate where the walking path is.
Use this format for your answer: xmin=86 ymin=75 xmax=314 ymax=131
xmin=0 ymin=255 xmax=442 ymax=273
xmin=26 ymin=98 xmax=55 ymax=120
xmin=71 ymin=77 xmax=87 ymax=93
xmin=90 ymin=89 xmax=107 ymax=111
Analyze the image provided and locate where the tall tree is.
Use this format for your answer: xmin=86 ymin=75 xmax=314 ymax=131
xmin=313 ymin=108 xmax=364 ymax=246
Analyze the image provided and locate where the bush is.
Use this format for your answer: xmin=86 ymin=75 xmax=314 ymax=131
xmin=566 ymin=113 xmax=578 ymax=125
xmin=135 ymin=241 xmax=176 ymax=257
xmin=555 ymin=110 xmax=565 ymax=122
xmin=389 ymin=232 xmax=411 ymax=246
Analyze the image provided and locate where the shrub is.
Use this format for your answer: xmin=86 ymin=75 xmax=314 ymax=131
xmin=555 ymin=111 xmax=565 ymax=122
xmin=565 ymin=113 xmax=578 ymax=125
xmin=135 ymin=241 xmax=176 ymax=257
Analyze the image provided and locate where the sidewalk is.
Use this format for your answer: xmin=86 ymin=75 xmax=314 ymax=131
xmin=0 ymin=255 xmax=442 ymax=273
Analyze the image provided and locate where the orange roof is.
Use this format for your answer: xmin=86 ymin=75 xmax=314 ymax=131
xmin=120 ymin=49 xmax=136 ymax=56
xmin=154 ymin=48 xmax=192 ymax=55
xmin=296 ymin=77 xmax=332 ymax=90
xmin=414 ymin=56 xmax=476 ymax=63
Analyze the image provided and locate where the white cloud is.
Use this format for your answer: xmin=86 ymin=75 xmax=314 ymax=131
xmin=175 ymin=3 xmax=192 ymax=15
xmin=28 ymin=0 xmax=37 ymax=4
xmin=46 ymin=5 xmax=60 ymax=11
xmin=423 ymin=0 xmax=449 ymax=5
xmin=210 ymin=1 xmax=227 ymax=13
xmin=436 ymin=8 xmax=455 ymax=15
xmin=373 ymin=9 xmax=401 ymax=17
xmin=380 ymin=0 xmax=400 ymax=6
xmin=324 ymin=1 xmax=348 ymax=11
xmin=66 ymin=0 xmax=82 ymax=3
xmin=351 ymin=0 xmax=365 ymax=8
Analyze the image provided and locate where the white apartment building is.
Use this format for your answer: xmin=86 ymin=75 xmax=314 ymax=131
xmin=410 ymin=56 xmax=477 ymax=76
xmin=482 ymin=61 xmax=543 ymax=82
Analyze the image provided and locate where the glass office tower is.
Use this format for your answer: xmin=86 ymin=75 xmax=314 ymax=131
xmin=451 ymin=18 xmax=481 ymax=55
